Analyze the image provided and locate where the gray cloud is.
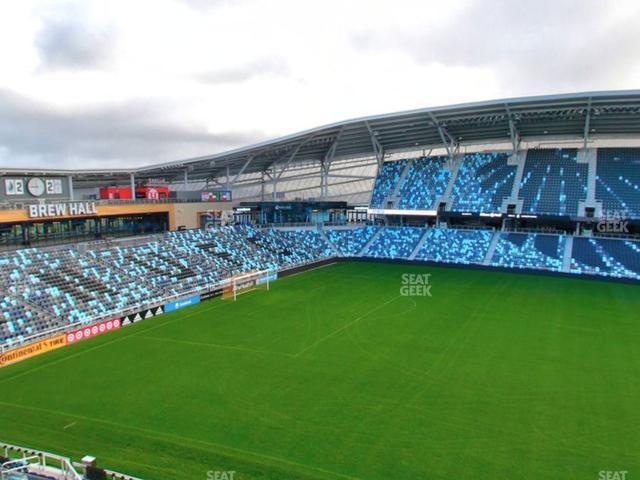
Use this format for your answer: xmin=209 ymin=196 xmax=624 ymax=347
xmin=194 ymin=58 xmax=290 ymax=85
xmin=35 ymin=6 xmax=116 ymax=71
xmin=178 ymin=0 xmax=228 ymax=9
xmin=352 ymin=0 xmax=640 ymax=93
xmin=0 ymin=89 xmax=264 ymax=169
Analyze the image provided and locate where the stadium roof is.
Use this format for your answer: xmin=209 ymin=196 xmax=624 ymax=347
xmin=3 ymin=90 xmax=640 ymax=187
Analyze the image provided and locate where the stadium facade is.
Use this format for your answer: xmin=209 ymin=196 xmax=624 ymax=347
xmin=1 ymin=90 xmax=640 ymax=479
xmin=1 ymin=89 xmax=640 ymax=350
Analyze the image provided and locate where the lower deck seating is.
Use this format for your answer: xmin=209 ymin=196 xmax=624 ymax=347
xmin=571 ymin=237 xmax=640 ymax=279
xmin=414 ymin=229 xmax=493 ymax=264
xmin=2 ymin=224 xmax=639 ymax=348
xmin=362 ymin=227 xmax=424 ymax=259
xmin=491 ymin=233 xmax=566 ymax=271
xmin=324 ymin=226 xmax=379 ymax=256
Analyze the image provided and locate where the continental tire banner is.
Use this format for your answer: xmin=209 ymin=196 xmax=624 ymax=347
xmin=0 ymin=334 xmax=67 ymax=368
xmin=66 ymin=318 xmax=121 ymax=344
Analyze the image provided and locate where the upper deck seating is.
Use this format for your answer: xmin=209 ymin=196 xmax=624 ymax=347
xmin=450 ymin=153 xmax=516 ymax=213
xmin=518 ymin=149 xmax=587 ymax=216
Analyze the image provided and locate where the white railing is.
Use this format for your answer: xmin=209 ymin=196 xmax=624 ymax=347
xmin=1 ymin=441 xmax=144 ymax=480
xmin=1 ymin=442 xmax=83 ymax=480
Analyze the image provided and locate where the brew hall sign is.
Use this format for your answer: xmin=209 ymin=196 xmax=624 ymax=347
xmin=27 ymin=202 xmax=98 ymax=218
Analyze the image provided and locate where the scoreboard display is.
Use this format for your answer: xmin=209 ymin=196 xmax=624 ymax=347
xmin=2 ymin=176 xmax=68 ymax=200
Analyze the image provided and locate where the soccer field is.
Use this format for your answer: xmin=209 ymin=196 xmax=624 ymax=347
xmin=0 ymin=262 xmax=638 ymax=480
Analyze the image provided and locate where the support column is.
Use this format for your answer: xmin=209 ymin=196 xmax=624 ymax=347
xmin=320 ymin=160 xmax=329 ymax=199
xmin=271 ymin=165 xmax=278 ymax=200
xmin=68 ymin=175 xmax=74 ymax=200
xmin=130 ymin=173 xmax=135 ymax=200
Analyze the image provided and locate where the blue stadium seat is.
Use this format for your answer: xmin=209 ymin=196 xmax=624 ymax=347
xmin=414 ymin=229 xmax=493 ymax=264
xmin=491 ymin=233 xmax=566 ymax=271
xmin=571 ymin=237 xmax=640 ymax=279
xmin=519 ymin=149 xmax=587 ymax=216
xmin=370 ymin=160 xmax=408 ymax=208
xmin=362 ymin=227 xmax=424 ymax=259
xmin=595 ymin=148 xmax=640 ymax=219
xmin=450 ymin=153 xmax=516 ymax=213
xmin=324 ymin=227 xmax=379 ymax=256
xmin=397 ymin=157 xmax=450 ymax=210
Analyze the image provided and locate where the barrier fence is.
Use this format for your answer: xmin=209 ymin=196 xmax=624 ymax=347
xmin=1 ymin=442 xmax=142 ymax=480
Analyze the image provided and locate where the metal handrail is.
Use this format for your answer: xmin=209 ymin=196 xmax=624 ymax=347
xmin=1 ymin=443 xmax=83 ymax=480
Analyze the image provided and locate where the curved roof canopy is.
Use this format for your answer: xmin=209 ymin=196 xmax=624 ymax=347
xmin=3 ymin=90 xmax=640 ymax=187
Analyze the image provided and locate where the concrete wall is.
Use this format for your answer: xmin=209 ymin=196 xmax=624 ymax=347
xmin=172 ymin=202 xmax=233 ymax=229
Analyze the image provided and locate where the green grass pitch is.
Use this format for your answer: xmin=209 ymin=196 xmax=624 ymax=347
xmin=0 ymin=262 xmax=639 ymax=480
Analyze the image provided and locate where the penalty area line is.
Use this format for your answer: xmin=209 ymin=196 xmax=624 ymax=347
xmin=293 ymin=295 xmax=400 ymax=357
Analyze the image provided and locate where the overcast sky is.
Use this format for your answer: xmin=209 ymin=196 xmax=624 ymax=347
xmin=1 ymin=0 xmax=639 ymax=169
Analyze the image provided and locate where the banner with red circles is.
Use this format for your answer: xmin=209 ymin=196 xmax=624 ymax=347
xmin=66 ymin=318 xmax=121 ymax=344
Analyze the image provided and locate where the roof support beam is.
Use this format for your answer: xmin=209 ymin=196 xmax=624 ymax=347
xmin=505 ymin=104 xmax=520 ymax=154
xmin=320 ymin=127 xmax=345 ymax=199
xmin=228 ymin=155 xmax=254 ymax=187
xmin=274 ymin=141 xmax=306 ymax=182
xmin=583 ymin=97 xmax=593 ymax=150
xmin=365 ymin=121 xmax=384 ymax=168
xmin=428 ymin=112 xmax=457 ymax=160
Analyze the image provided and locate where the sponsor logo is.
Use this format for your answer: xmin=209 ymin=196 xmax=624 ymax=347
xmin=165 ymin=295 xmax=201 ymax=313
xmin=66 ymin=319 xmax=121 ymax=344
xmin=0 ymin=335 xmax=67 ymax=368
xmin=27 ymin=202 xmax=97 ymax=219
xmin=121 ymin=306 xmax=164 ymax=326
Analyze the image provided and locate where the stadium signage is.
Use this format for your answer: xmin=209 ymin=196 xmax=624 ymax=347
xmin=66 ymin=318 xmax=121 ymax=344
xmin=165 ymin=294 xmax=201 ymax=312
xmin=27 ymin=202 xmax=97 ymax=219
xmin=367 ymin=207 xmax=437 ymax=216
xmin=0 ymin=334 xmax=67 ymax=368
xmin=121 ymin=306 xmax=164 ymax=326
